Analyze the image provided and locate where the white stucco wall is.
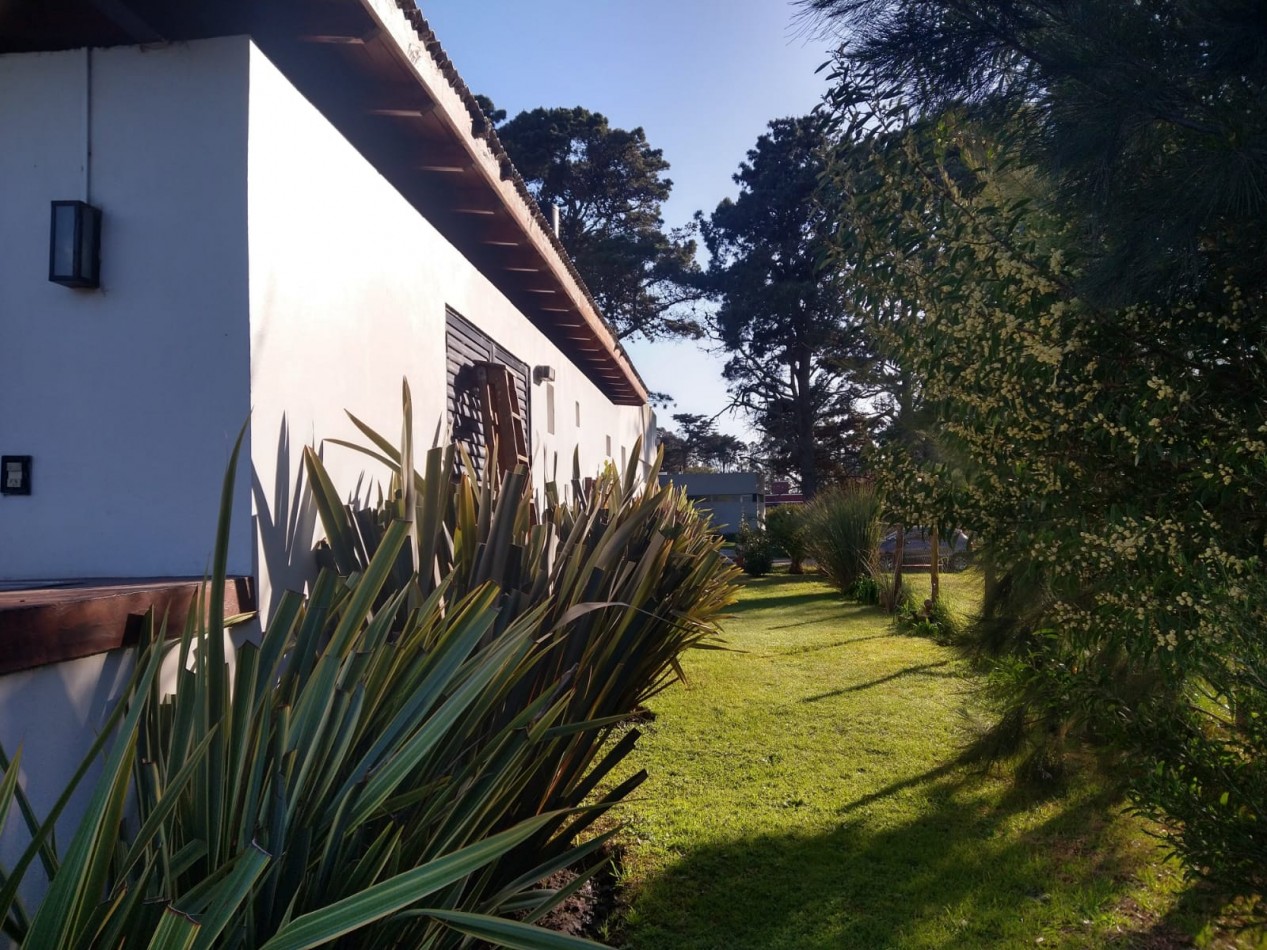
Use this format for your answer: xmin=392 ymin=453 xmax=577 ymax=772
xmin=0 ymin=39 xmax=254 ymax=581
xmin=0 ymin=650 xmax=138 ymax=917
xmin=0 ymin=38 xmax=256 ymax=918
xmin=244 ymin=43 xmax=654 ymax=616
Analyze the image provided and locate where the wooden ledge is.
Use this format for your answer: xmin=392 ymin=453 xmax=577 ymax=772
xmin=0 ymin=577 xmax=256 ymax=676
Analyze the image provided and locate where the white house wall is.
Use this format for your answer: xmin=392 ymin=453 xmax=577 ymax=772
xmin=0 ymin=39 xmax=254 ymax=582
xmin=0 ymin=39 xmax=256 ymax=914
xmin=0 ymin=650 xmax=139 ymax=915
xmin=245 ymin=42 xmax=654 ymax=616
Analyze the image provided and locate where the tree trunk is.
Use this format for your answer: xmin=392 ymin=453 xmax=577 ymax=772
xmin=795 ymin=354 xmax=817 ymax=499
xmin=930 ymin=525 xmax=940 ymax=604
xmin=892 ymin=523 xmax=905 ymax=612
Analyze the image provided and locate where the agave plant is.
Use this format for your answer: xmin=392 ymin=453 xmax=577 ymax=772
xmin=1 ymin=385 xmax=739 ymax=948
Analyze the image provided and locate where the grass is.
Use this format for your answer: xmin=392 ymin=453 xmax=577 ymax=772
xmin=602 ymin=570 xmax=1257 ymax=949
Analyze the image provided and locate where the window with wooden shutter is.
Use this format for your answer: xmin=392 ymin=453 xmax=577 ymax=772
xmin=445 ymin=308 xmax=531 ymax=480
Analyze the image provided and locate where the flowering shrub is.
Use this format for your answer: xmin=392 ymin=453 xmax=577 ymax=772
xmin=819 ymin=91 xmax=1267 ymax=901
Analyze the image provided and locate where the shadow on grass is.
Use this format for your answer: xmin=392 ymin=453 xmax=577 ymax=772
xmin=767 ymin=617 xmax=848 ymax=631
xmin=622 ymin=769 xmax=1179 ymax=950
xmin=834 ymin=760 xmax=965 ymax=816
xmin=1146 ymin=877 xmax=1262 ymax=948
xmin=724 ymin=589 xmax=850 ymax=616
xmin=773 ymin=633 xmax=895 ymax=654
xmin=802 ymin=661 xmax=957 ymax=703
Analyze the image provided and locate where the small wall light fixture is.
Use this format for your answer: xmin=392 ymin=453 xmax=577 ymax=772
xmin=49 ymin=200 xmax=102 ymax=288
xmin=2 ymin=456 xmax=31 ymax=496
xmin=532 ymin=364 xmax=556 ymax=384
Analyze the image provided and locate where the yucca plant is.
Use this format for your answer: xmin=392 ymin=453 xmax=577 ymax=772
xmin=303 ymin=383 xmax=741 ymax=912
xmin=1 ymin=429 xmax=619 ymax=949
xmin=1 ymin=385 xmax=739 ymax=948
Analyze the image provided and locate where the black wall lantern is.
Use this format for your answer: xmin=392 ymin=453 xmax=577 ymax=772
xmin=49 ymin=200 xmax=102 ymax=288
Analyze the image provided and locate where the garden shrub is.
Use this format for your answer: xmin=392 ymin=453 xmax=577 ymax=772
xmin=865 ymin=562 xmax=915 ymax=615
xmin=741 ymin=544 xmax=774 ymax=577
xmin=0 ymin=387 xmax=741 ymax=948
xmin=848 ymin=573 xmax=879 ymax=604
xmin=817 ymin=45 xmax=1267 ymax=905
xmin=736 ymin=518 xmax=775 ymax=576
xmin=801 ymin=483 xmax=883 ymax=594
xmin=898 ymin=595 xmax=964 ymax=644
xmin=1129 ymin=575 xmax=1267 ymax=904
xmin=765 ymin=505 xmax=808 ymax=573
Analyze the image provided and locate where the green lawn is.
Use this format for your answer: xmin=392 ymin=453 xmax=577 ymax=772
xmin=604 ymin=570 xmax=1245 ymax=949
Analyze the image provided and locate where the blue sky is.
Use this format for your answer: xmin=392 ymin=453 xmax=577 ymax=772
xmin=420 ymin=0 xmax=836 ymax=438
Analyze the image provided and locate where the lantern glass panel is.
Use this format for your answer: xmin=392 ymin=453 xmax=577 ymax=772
xmin=79 ymin=206 xmax=100 ymax=284
xmin=51 ymin=203 xmax=78 ymax=279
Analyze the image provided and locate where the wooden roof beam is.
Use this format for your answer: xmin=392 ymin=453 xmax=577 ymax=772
xmin=449 ymin=190 xmax=501 ymax=217
xmin=296 ymin=3 xmax=380 ymax=43
xmin=416 ymin=144 xmax=472 ymax=174
xmin=368 ymin=89 xmax=437 ymax=118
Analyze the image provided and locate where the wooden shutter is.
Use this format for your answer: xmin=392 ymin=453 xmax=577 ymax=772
xmin=445 ymin=309 xmax=530 ymax=480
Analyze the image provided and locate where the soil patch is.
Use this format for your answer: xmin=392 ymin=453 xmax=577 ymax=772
xmin=533 ymin=845 xmax=625 ymax=944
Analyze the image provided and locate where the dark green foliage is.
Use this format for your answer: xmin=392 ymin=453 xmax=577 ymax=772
xmin=804 ymin=0 xmax=1267 ymax=307
xmin=765 ymin=506 xmax=808 ymax=574
xmin=811 ymin=0 xmax=1267 ymax=905
xmin=698 ymin=116 xmax=874 ymax=498
xmin=1130 ymin=575 xmax=1267 ymax=896
xmin=658 ymin=413 xmax=749 ymax=473
xmin=899 ymin=594 xmax=964 ymax=645
xmin=495 ymin=106 xmax=701 ymax=341
xmin=736 ymin=520 xmax=775 ymax=577
xmin=656 ymin=427 xmax=690 ymax=473
xmin=741 ymin=548 xmax=774 ymax=578
xmin=740 ymin=548 xmax=774 ymax=578
xmin=847 ymin=573 xmax=878 ymax=604
xmin=801 ymin=484 xmax=883 ymax=594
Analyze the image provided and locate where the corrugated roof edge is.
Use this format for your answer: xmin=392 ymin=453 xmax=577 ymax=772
xmin=392 ymin=0 xmax=650 ymax=401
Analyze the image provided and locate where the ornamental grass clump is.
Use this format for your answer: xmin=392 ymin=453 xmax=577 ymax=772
xmin=802 ymin=483 xmax=883 ymax=594
xmin=0 ymin=385 xmax=739 ymax=949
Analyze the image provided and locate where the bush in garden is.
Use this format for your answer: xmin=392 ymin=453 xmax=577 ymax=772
xmin=819 ymin=81 xmax=1267 ymax=902
xmin=848 ymin=573 xmax=879 ymax=604
xmin=740 ymin=543 xmax=774 ymax=577
xmin=874 ymin=569 xmax=914 ymax=615
xmin=801 ymin=483 xmax=883 ymax=594
xmin=0 ymin=386 xmax=740 ymax=948
xmin=735 ymin=518 xmax=774 ymax=577
xmin=898 ymin=595 xmax=964 ymax=645
xmin=1123 ymin=574 xmax=1267 ymax=902
xmin=765 ymin=506 xmax=808 ymax=573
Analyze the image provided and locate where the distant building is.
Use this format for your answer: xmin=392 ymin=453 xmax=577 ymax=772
xmin=766 ymin=480 xmax=804 ymax=507
xmin=659 ymin=472 xmax=765 ymax=537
